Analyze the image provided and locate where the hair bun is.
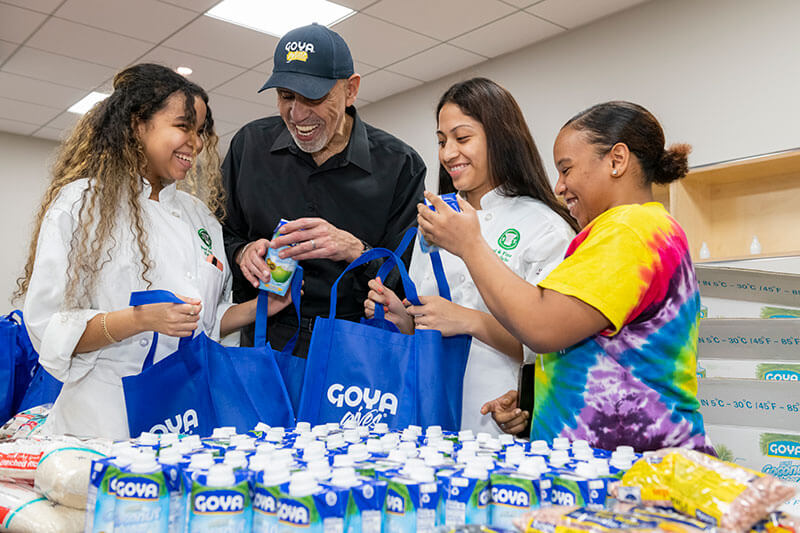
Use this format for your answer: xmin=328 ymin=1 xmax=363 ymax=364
xmin=653 ymin=143 xmax=691 ymax=184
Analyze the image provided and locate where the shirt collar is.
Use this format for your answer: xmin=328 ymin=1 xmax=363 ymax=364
xmin=140 ymin=177 xmax=177 ymax=204
xmin=270 ymin=106 xmax=372 ymax=173
xmin=479 ymin=187 xmax=505 ymax=210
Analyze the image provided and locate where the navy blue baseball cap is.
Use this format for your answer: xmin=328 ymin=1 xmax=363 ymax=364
xmin=259 ymin=23 xmax=354 ymax=100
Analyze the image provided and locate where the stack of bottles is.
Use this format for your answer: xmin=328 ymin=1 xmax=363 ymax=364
xmin=84 ymin=422 xmax=640 ymax=533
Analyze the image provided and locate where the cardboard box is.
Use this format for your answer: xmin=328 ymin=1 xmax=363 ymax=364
xmin=696 ymin=265 xmax=800 ymax=318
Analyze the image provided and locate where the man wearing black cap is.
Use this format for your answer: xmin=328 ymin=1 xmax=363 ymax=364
xmin=222 ymin=23 xmax=426 ymax=355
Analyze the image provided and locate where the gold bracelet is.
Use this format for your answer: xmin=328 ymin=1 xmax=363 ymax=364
xmin=100 ymin=313 xmax=119 ymax=344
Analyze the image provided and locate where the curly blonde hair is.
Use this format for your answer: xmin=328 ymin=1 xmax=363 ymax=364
xmin=14 ymin=63 xmax=225 ymax=308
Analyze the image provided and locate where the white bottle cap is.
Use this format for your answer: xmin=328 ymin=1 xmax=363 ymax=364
xmin=188 ymin=452 xmax=215 ymax=471
xmin=610 ymin=454 xmax=634 ymax=471
xmin=248 ymin=454 xmax=269 ymax=472
xmin=460 ymin=440 xmax=479 ymax=453
xmin=498 ymin=434 xmax=515 ymax=446
xmin=307 ymin=459 xmax=332 ymax=481
xmin=160 ymin=433 xmax=180 ymax=446
xmin=342 ymin=418 xmax=357 ymax=430
xmin=330 ymin=467 xmax=360 ymax=488
xmin=158 ymin=449 xmax=183 ymax=465
xmin=552 ymin=437 xmax=570 ymax=451
xmin=476 ymin=455 xmax=496 ymax=471
xmin=483 ymin=438 xmax=502 ymax=452
xmin=366 ymin=439 xmax=383 ymax=455
xmin=401 ymin=428 xmax=418 ymax=442
xmin=112 ymin=441 xmax=136 ymax=456
xmin=183 ymin=435 xmax=202 ymax=448
xmin=505 ymin=446 xmax=525 ymax=465
xmin=357 ymin=426 xmax=370 ymax=438
xmin=380 ymin=433 xmax=399 ymax=448
xmin=293 ymin=435 xmax=315 ymax=449
xmin=436 ymin=440 xmax=455 ymax=455
xmin=456 ymin=450 xmax=476 ymax=464
xmin=296 ymin=422 xmax=311 ymax=434
xmin=224 ymin=450 xmax=248 ymax=470
xmin=458 ymin=430 xmax=475 ymax=441
xmin=572 ymin=447 xmax=593 ymax=461
xmin=463 ymin=464 xmax=489 ymax=480
xmin=372 ymin=423 xmax=389 ymax=435
xmin=426 ymin=425 xmax=443 ymax=437
xmin=207 ymin=463 xmax=236 ymax=487
xmin=424 ymin=453 xmax=445 ymax=467
xmin=230 ymin=434 xmax=254 ymax=447
xmin=407 ymin=425 xmax=423 ymax=436
xmin=130 ymin=453 xmax=160 ymax=474
xmin=529 ymin=440 xmax=550 ymax=455
xmin=333 ymin=454 xmax=355 ymax=468
xmin=289 ymin=471 xmax=320 ymax=497
xmin=517 ymin=458 xmax=542 ymax=478
xmin=266 ymin=428 xmax=285 ymax=443
xmin=344 ymin=429 xmax=361 ymax=444
xmin=549 ymin=449 xmax=570 ymax=467
xmin=401 ymin=458 xmax=425 ymax=475
xmin=476 ymin=432 xmax=491 ymax=444
xmin=137 ymin=432 xmax=159 ymax=446
xmin=387 ymin=449 xmax=406 ymax=463
xmin=527 ymin=455 xmax=548 ymax=473
xmin=312 ymin=424 xmax=331 ymax=438
xmin=138 ymin=447 xmax=157 ymax=462
xmin=326 ymin=433 xmax=346 ymax=450
xmin=254 ymin=422 xmax=271 ymax=433
xmin=348 ymin=443 xmax=369 ymax=462
xmin=326 ymin=422 xmax=340 ymax=432
xmin=256 ymin=442 xmax=276 ymax=456
xmin=262 ymin=464 xmax=291 ymax=486
xmin=398 ymin=441 xmax=418 ymax=457
xmin=211 ymin=426 xmax=237 ymax=439
xmin=303 ymin=441 xmax=327 ymax=461
xmin=615 ymin=445 xmax=635 ymax=458
xmin=572 ymin=439 xmax=590 ymax=451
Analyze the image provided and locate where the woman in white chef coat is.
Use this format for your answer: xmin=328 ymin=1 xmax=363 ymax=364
xmin=364 ymin=78 xmax=580 ymax=435
xmin=14 ymin=64 xmax=292 ymax=439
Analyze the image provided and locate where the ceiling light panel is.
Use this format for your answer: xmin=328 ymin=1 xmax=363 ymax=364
xmin=206 ymin=0 xmax=354 ymax=37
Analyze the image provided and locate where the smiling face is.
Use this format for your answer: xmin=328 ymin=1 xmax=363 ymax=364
xmin=277 ymin=77 xmax=358 ymax=154
xmin=437 ymin=102 xmax=493 ymax=202
xmin=137 ymin=92 xmax=206 ymax=186
xmin=553 ymin=126 xmax=614 ymax=228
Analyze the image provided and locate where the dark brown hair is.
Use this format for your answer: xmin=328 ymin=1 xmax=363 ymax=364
xmin=436 ymin=78 xmax=579 ymax=233
xmin=563 ymin=101 xmax=691 ymax=185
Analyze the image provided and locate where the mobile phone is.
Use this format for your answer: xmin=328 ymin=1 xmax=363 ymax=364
xmin=517 ymin=362 xmax=535 ymax=438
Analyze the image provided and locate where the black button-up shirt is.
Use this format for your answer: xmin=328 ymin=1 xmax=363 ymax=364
xmin=222 ymin=106 xmax=426 ymax=342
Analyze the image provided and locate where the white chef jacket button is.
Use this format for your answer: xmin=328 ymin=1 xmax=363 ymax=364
xmin=485 ymin=213 xmax=493 ymax=221
xmin=459 ymin=274 xmax=466 ymax=283
xmin=185 ymin=271 xmax=193 ymax=279
xmin=171 ymin=210 xmax=180 ymax=217
xmin=139 ymin=338 xmax=148 ymax=347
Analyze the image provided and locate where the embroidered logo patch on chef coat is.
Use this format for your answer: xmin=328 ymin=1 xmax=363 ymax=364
xmin=198 ymin=228 xmax=212 ymax=256
xmin=498 ymin=228 xmax=520 ymax=250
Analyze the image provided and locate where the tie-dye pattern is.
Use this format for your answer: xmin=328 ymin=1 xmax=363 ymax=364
xmin=535 ymin=203 xmax=713 ymax=453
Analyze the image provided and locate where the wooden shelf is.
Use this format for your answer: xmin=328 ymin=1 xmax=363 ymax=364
xmin=656 ymin=149 xmax=800 ymax=262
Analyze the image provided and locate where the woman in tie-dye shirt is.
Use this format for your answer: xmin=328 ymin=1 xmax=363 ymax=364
xmin=417 ymin=101 xmax=713 ymax=453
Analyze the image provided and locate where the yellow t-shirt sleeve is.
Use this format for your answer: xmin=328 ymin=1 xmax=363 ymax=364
xmin=538 ymin=221 xmax=656 ymax=333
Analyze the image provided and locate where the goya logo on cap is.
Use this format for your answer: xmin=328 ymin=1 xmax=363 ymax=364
xmin=285 ymin=41 xmax=315 ymax=62
xmin=278 ymin=500 xmax=310 ymax=525
xmin=386 ymin=489 xmax=406 ymax=514
xmin=253 ymin=489 xmax=277 ymax=515
xmin=194 ymin=490 xmax=245 ymax=514
xmin=491 ymin=484 xmax=530 ymax=508
xmin=115 ymin=477 xmax=160 ymax=501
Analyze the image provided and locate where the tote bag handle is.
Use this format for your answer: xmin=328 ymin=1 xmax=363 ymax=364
xmin=255 ymin=266 xmax=304 ymax=352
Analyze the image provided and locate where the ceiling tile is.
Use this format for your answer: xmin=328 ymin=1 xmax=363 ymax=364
xmin=0 ymin=117 xmax=38 ymax=136
xmin=1 ymin=0 xmax=63 ymax=14
xmin=364 ymin=0 xmax=515 ymax=41
xmin=500 ymin=0 xmax=542 ymax=8
xmin=139 ymin=46 xmax=246 ymax=92
xmin=26 ymin=17 xmax=153 ymax=68
xmin=162 ymin=16 xmax=278 ymax=69
xmin=387 ymin=43 xmax=485 ymax=82
xmin=357 ymin=69 xmax=422 ymax=103
xmin=449 ymin=11 xmax=562 ymax=58
xmin=32 ymin=126 xmax=67 ymax=141
xmin=332 ymin=0 xmax=378 ymax=10
xmin=206 ymin=91 xmax=273 ymax=125
xmin=45 ymin=111 xmax=80 ymax=130
xmin=526 ymin=0 xmax=647 ymax=29
xmin=0 ymin=95 xmax=61 ymax=124
xmin=332 ymin=13 xmax=438 ymax=67
xmin=0 ymin=72 xmax=87 ymax=109
xmin=212 ymin=69 xmax=270 ymax=104
xmin=54 ymin=0 xmax=198 ymax=43
xmin=0 ymin=39 xmax=18 ymax=63
xmin=250 ymin=58 xmax=273 ymax=75
xmin=354 ymin=60 xmax=378 ymax=76
xmin=2 ymin=46 xmax=117 ymax=90
xmin=0 ymin=4 xmax=48 ymax=44
xmin=156 ymin=0 xmax=221 ymax=12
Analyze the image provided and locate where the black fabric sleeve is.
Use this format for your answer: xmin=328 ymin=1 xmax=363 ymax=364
xmin=221 ymin=132 xmax=250 ymax=284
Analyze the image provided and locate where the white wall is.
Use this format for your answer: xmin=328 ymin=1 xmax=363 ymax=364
xmin=359 ymin=0 xmax=800 ymax=191
xmin=0 ymin=132 xmax=57 ymax=309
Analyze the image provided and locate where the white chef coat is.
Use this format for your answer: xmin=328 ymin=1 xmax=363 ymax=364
xmin=408 ymin=189 xmax=574 ymax=435
xmin=23 ymin=178 xmax=234 ymax=439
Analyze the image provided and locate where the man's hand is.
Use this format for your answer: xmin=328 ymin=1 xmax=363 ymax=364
xmin=270 ymin=217 xmax=364 ymax=263
xmin=236 ymin=239 xmax=271 ymax=288
xmin=480 ymin=390 xmax=529 ymax=435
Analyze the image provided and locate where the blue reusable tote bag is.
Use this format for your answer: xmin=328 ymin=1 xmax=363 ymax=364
xmin=298 ymin=230 xmax=471 ymax=430
xmin=268 ymin=268 xmax=308 ymax=412
xmin=123 ymin=287 xmax=296 ymax=436
xmin=0 ymin=311 xmax=22 ymax=421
